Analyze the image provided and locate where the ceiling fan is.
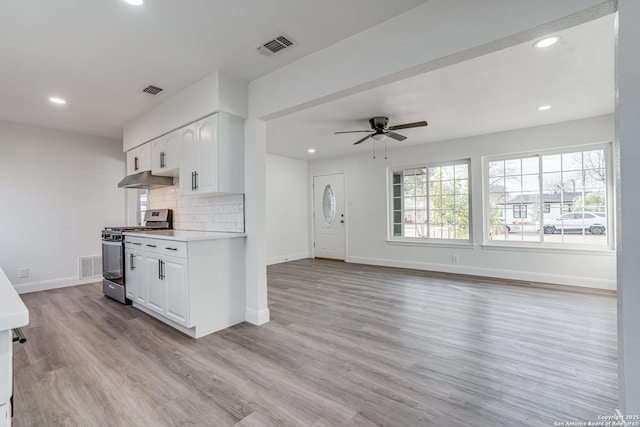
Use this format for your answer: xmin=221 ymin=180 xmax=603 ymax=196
xmin=334 ymin=117 xmax=428 ymax=145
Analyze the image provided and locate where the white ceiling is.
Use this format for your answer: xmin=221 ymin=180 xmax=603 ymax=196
xmin=267 ymin=14 xmax=615 ymax=161
xmin=0 ymin=0 xmax=428 ymax=139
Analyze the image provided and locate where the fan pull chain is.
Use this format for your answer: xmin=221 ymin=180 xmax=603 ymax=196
xmin=372 ymin=140 xmax=376 ymax=159
xmin=384 ymin=139 xmax=388 ymax=160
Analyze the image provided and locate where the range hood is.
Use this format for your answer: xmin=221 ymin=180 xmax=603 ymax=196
xmin=118 ymin=171 xmax=173 ymax=189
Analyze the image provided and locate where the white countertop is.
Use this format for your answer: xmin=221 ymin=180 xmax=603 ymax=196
xmin=0 ymin=267 xmax=29 ymax=331
xmin=124 ymin=230 xmax=247 ymax=242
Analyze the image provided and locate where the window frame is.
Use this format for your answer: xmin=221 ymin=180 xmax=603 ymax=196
xmin=388 ymin=159 xmax=472 ymax=244
xmin=482 ymin=142 xmax=615 ymax=251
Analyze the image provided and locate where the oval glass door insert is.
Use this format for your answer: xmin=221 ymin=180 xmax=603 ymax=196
xmin=323 ymin=184 xmax=336 ymax=225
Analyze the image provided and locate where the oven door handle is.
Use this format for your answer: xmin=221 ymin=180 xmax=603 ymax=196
xmin=102 ymin=240 xmax=124 ymax=247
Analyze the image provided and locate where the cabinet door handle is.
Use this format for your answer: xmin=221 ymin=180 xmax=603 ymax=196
xmin=134 ymin=156 xmax=139 ymax=171
xmin=158 ymin=260 xmax=165 ymax=280
xmin=146 ymin=244 xmax=157 ymax=248
xmin=130 ymin=253 xmax=135 ymax=270
xmin=160 ymin=152 xmax=166 ymax=168
xmin=194 ymin=171 xmax=198 ymax=190
xmin=191 ymin=171 xmax=195 ymax=191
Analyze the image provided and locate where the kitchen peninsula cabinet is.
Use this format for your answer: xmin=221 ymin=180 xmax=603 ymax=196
xmin=123 ymin=231 xmax=245 ymax=338
xmin=179 ymin=112 xmax=244 ymax=195
xmin=0 ymin=267 xmax=28 ymax=427
xmin=126 ymin=142 xmax=151 ymax=175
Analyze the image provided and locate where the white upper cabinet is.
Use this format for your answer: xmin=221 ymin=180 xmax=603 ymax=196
xmin=126 ymin=143 xmax=151 ymax=175
xmin=179 ymin=112 xmax=244 ymax=195
xmin=151 ymin=131 xmax=180 ymax=177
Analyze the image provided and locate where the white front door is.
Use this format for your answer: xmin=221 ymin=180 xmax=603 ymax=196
xmin=313 ymin=174 xmax=346 ymax=260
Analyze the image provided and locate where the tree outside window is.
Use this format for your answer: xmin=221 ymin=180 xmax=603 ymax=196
xmin=391 ymin=160 xmax=470 ymax=241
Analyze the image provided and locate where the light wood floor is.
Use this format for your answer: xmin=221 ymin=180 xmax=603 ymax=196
xmin=13 ymin=259 xmax=617 ymax=426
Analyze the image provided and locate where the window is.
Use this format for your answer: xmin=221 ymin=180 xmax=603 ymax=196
xmin=486 ymin=144 xmax=611 ymax=247
xmin=138 ymin=190 xmax=148 ymax=225
xmin=513 ymin=204 xmax=527 ymax=219
xmin=391 ymin=160 xmax=470 ymax=241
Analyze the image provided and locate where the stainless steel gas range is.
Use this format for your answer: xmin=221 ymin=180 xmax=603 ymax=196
xmin=101 ymin=209 xmax=172 ymax=303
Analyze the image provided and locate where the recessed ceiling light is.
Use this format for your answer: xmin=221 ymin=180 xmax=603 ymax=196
xmin=308 ymin=148 xmax=316 ymax=153
xmin=534 ymin=36 xmax=559 ymax=48
xmin=49 ymin=97 xmax=66 ymax=105
xmin=538 ymin=105 xmax=552 ymax=111
xmin=123 ymin=0 xmax=143 ymax=5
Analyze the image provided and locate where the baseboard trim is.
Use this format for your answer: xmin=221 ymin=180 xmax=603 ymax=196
xmin=14 ymin=276 xmax=101 ymax=294
xmin=346 ymin=256 xmax=616 ymax=290
xmin=245 ymin=307 xmax=270 ymax=325
xmin=267 ymin=252 xmax=311 ymax=266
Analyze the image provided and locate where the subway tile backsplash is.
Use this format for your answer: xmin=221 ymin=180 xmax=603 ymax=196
xmin=148 ymin=185 xmax=245 ymax=233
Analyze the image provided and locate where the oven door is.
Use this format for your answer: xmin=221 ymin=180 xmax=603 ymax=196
xmin=102 ymin=240 xmax=124 ymax=285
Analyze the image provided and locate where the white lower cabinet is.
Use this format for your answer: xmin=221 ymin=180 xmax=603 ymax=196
xmin=144 ymin=255 xmax=188 ymax=326
xmin=164 ymin=258 xmax=188 ymax=325
xmin=145 ymin=255 xmax=166 ymax=315
xmin=123 ymin=234 xmax=242 ymax=338
xmin=124 ymin=247 xmax=147 ymax=305
xmin=0 ymin=331 xmax=11 ymax=427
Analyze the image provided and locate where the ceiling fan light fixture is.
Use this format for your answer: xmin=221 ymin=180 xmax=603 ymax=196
xmin=372 ymin=133 xmax=386 ymax=142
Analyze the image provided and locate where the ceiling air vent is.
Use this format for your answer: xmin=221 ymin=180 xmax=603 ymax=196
xmin=142 ymin=85 xmax=163 ymax=95
xmin=257 ymin=34 xmax=297 ymax=57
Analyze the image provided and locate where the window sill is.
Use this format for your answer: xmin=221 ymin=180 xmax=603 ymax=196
xmin=481 ymin=243 xmax=616 ymax=256
xmin=386 ymin=239 xmax=475 ymax=249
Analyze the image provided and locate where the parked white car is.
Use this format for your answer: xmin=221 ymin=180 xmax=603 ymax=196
xmin=543 ymin=212 xmax=606 ymax=235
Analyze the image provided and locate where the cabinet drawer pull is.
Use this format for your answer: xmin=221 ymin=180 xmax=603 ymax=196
xmin=146 ymin=244 xmax=157 ymax=248
xmin=132 ymin=242 xmax=142 ymax=246
xmin=165 ymin=247 xmax=178 ymax=251
xmin=124 ymin=241 xmax=132 ymax=244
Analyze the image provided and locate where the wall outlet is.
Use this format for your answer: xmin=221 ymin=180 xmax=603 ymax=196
xmin=18 ymin=267 xmax=29 ymax=278
xmin=451 ymin=254 xmax=459 ymax=264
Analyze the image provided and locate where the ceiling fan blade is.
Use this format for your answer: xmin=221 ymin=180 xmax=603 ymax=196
xmin=387 ymin=131 xmax=407 ymax=141
xmin=353 ymin=134 xmax=373 ymax=145
xmin=334 ymin=130 xmax=373 ymax=134
xmin=388 ymin=121 xmax=428 ymax=131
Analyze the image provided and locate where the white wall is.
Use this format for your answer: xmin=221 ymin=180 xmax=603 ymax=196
xmin=307 ymin=115 xmax=616 ymax=289
xmin=0 ymin=121 xmax=125 ymax=292
xmin=266 ymin=154 xmax=309 ymax=264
